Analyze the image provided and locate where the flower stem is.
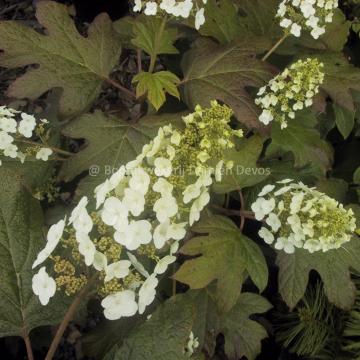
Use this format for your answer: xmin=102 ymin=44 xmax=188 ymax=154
xmin=23 ymin=332 xmax=34 ymax=360
xmin=239 ymin=190 xmax=246 ymax=231
xmin=105 ymin=78 xmax=137 ymax=99
xmin=261 ymin=33 xmax=289 ymax=62
xmin=45 ymin=278 xmax=96 ymax=360
xmin=15 ymin=139 xmax=73 ymax=156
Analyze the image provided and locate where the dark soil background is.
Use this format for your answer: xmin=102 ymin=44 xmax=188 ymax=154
xmin=0 ymin=1 xmax=357 ymax=359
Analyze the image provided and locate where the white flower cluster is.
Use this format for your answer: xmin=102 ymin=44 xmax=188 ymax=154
xmin=0 ymin=106 xmax=53 ymax=164
xmin=133 ymin=0 xmax=207 ymax=30
xmin=277 ymin=0 xmax=338 ymax=39
xmin=255 ymin=58 xmax=324 ymax=128
xmin=32 ymin=102 xmax=241 ymax=320
xmin=251 ymin=180 xmax=357 ymax=254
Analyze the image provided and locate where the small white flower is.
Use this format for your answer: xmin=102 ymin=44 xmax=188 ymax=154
xmin=167 ymin=222 xmax=187 ymax=240
xmin=32 ymin=218 xmax=65 ymax=268
xmin=18 ymin=114 xmax=36 ymax=138
xmin=4 ymin=143 xmax=18 ymax=158
xmin=0 ymin=131 xmax=14 ymax=150
xmin=280 ymin=18 xmax=292 ymax=28
xmin=94 ymin=180 xmax=112 ymax=209
xmin=105 ymin=260 xmax=131 ymax=282
xmin=69 ymin=197 xmax=88 ymax=225
xmin=36 ymin=148 xmax=53 ymax=161
xmin=93 ymin=251 xmax=108 ymax=271
xmin=129 ymin=167 xmax=150 ymax=195
xmin=251 ymin=197 xmax=275 ymax=220
xmin=138 ymin=274 xmax=158 ymax=314
xmin=153 ymin=219 xmax=171 ymax=249
xmin=195 ymin=8 xmax=205 ymax=30
xmin=153 ymin=177 xmax=173 ymax=196
xmin=0 ymin=117 xmax=17 ymax=133
xmin=73 ymin=208 xmax=93 ymax=234
xmin=144 ymin=1 xmax=158 ymax=15
xmin=290 ymin=23 xmax=302 ymax=37
xmin=154 ymin=255 xmax=176 ymax=275
xmin=133 ymin=0 xmax=142 ymax=12
xmin=215 ymin=160 xmax=224 ymax=182
xmin=258 ymin=227 xmax=275 ymax=244
xmin=266 ymin=213 xmax=281 ymax=232
xmin=259 ymin=110 xmax=274 ymax=125
xmin=101 ymin=197 xmax=128 ymax=230
xmin=101 ymin=290 xmax=138 ymax=320
xmin=153 ymin=195 xmax=178 ymax=222
xmin=154 ymin=157 xmax=172 ymax=177
xmin=258 ymin=184 xmax=275 ymax=197
xmin=183 ymin=183 xmax=201 ymax=204
xmin=170 ymin=130 xmax=181 ymax=145
xmin=78 ymin=236 xmax=96 ymax=266
xmin=114 ymin=220 xmax=152 ymax=250
xmin=32 ymin=267 xmax=56 ymax=305
xmin=275 ymin=237 xmax=295 ymax=254
xmin=123 ymin=188 xmax=145 ymax=216
xmin=127 ymin=252 xmax=150 ymax=278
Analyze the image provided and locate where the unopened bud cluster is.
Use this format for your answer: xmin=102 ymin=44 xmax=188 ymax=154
xmin=255 ymin=58 xmax=324 ymax=129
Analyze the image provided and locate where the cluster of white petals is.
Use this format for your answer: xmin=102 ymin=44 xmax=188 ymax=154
xmin=32 ymin=101 xmax=241 ymax=320
xmin=255 ymin=58 xmax=324 ymax=128
xmin=0 ymin=106 xmax=53 ymax=164
xmin=277 ymin=0 xmax=338 ymax=39
xmin=133 ymin=0 xmax=207 ymax=30
xmin=252 ymin=180 xmax=356 ymax=254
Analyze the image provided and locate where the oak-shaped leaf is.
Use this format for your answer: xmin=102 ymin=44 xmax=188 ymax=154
xmin=174 ymin=215 xmax=268 ymax=312
xmin=0 ymin=1 xmax=122 ymax=117
xmin=132 ymin=71 xmax=180 ymax=110
xmin=60 ymin=110 xmax=182 ymax=199
xmin=0 ymin=170 xmax=68 ymax=338
xmin=276 ymin=237 xmax=360 ymax=310
xmin=181 ymin=38 xmax=273 ymax=131
xmin=132 ymin=15 xmax=178 ymax=58
xmin=178 ymin=289 xmax=272 ymax=360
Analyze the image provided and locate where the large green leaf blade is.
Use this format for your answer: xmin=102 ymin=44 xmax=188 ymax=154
xmin=276 ymin=237 xmax=360 ymax=310
xmin=0 ymin=1 xmax=122 ymax=117
xmin=0 ymin=171 xmax=68 ymax=337
xmin=181 ymin=39 xmax=273 ymax=131
xmin=174 ymin=215 xmax=268 ymax=311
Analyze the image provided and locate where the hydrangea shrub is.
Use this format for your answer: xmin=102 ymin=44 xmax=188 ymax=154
xmin=0 ymin=0 xmax=359 ymax=359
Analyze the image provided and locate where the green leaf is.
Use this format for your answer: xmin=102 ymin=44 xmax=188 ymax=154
xmin=0 ymin=171 xmax=68 ymax=337
xmin=110 ymin=296 xmax=194 ymax=360
xmin=179 ymin=289 xmax=272 ymax=360
xmin=266 ymin=121 xmax=333 ymax=175
xmin=60 ymin=110 xmax=182 ymax=199
xmin=213 ymin=135 xmax=269 ymax=194
xmin=234 ymin=0 xmax=281 ymax=42
xmin=174 ymin=215 xmax=268 ymax=312
xmin=133 ymin=71 xmax=180 ymax=110
xmin=181 ymin=38 xmax=273 ymax=131
xmin=199 ymin=0 xmax=242 ymax=43
xmin=0 ymin=1 xmax=121 ymax=117
xmin=319 ymin=53 xmax=360 ymax=112
xmin=333 ymin=103 xmax=355 ymax=139
xmin=132 ymin=15 xmax=178 ymax=58
xmin=276 ymin=237 xmax=360 ymax=310
xmin=113 ymin=16 xmax=136 ymax=49
xmin=315 ymin=177 xmax=349 ymax=202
